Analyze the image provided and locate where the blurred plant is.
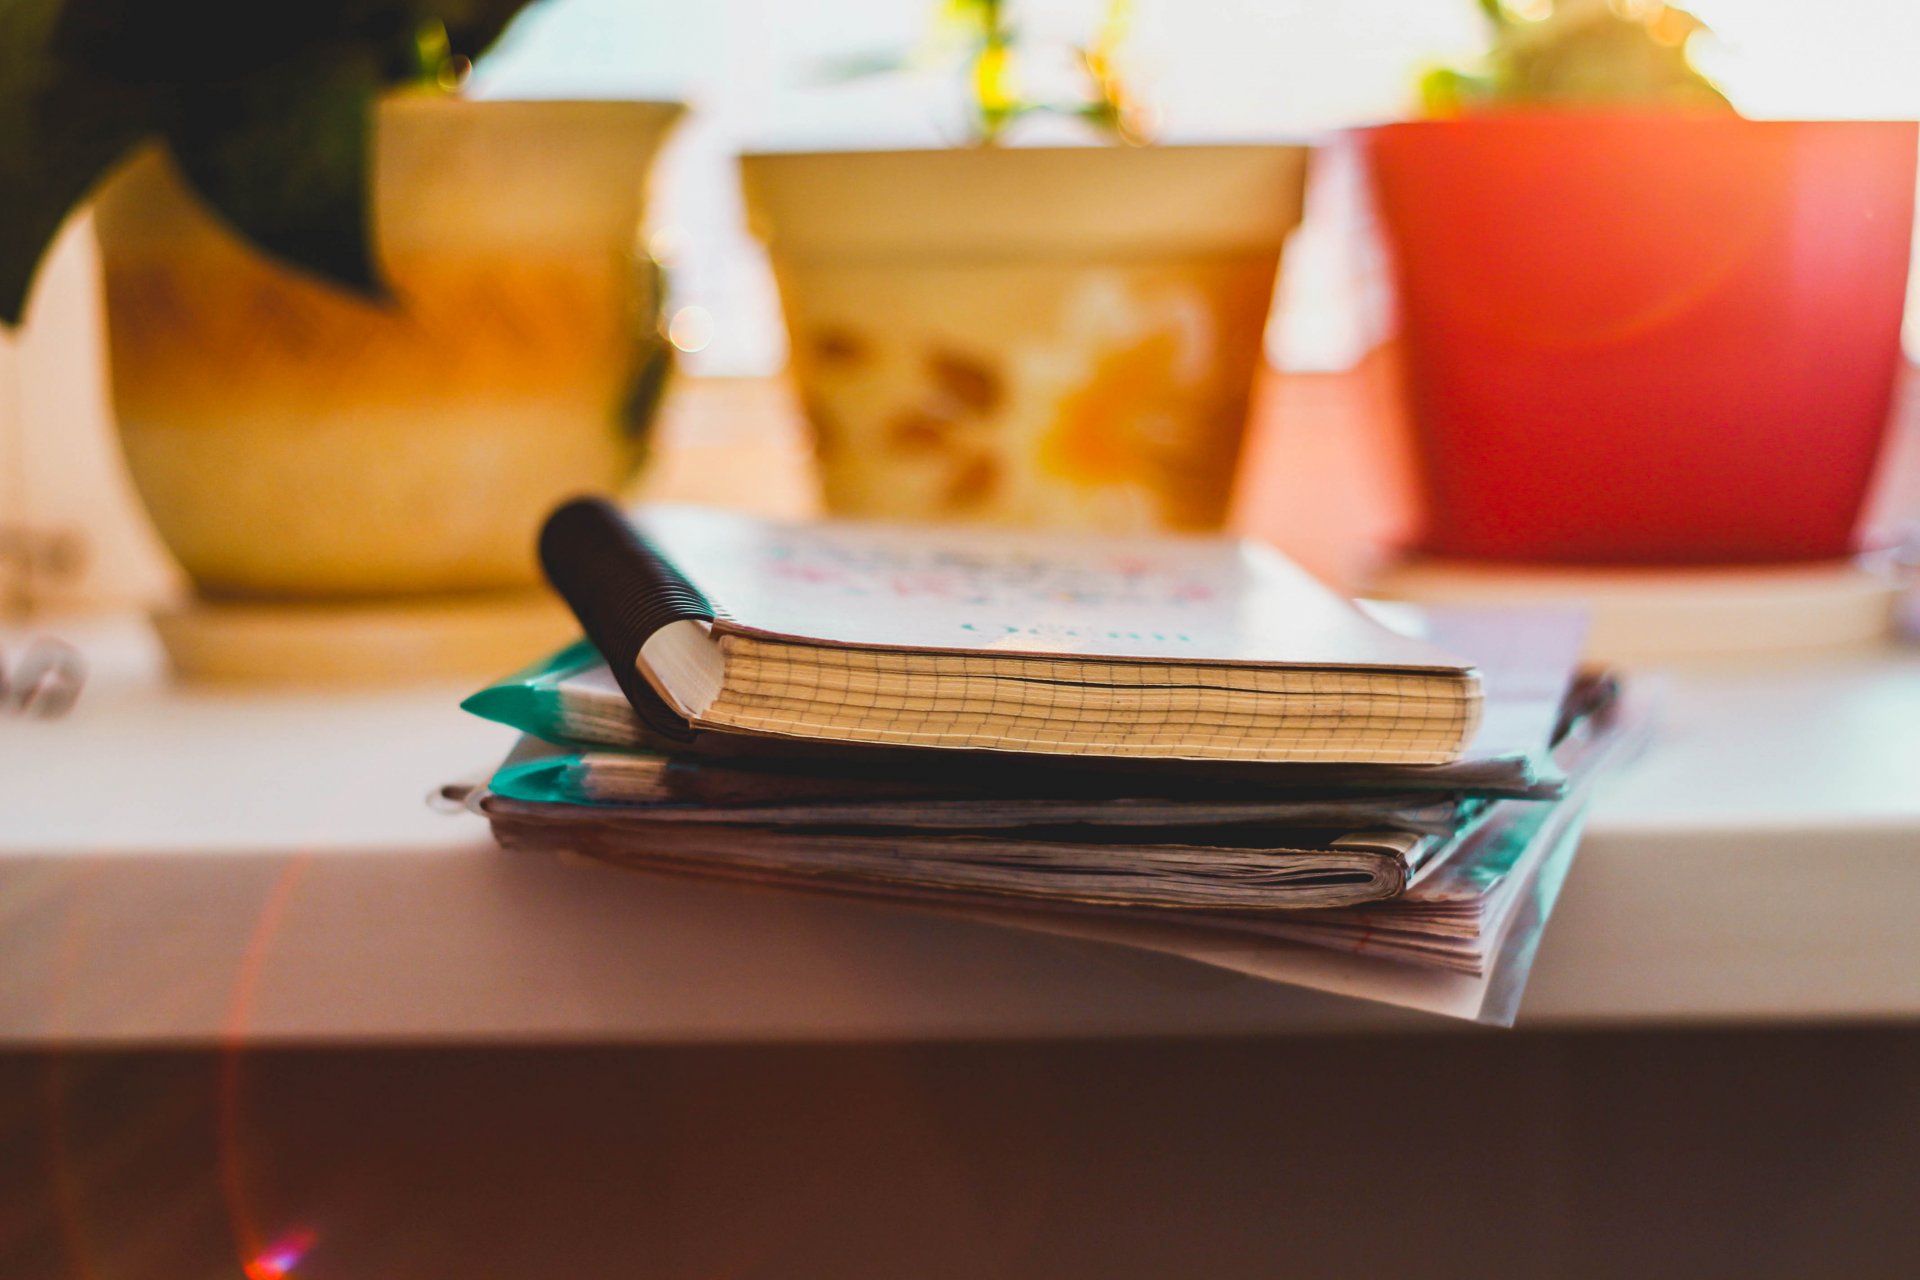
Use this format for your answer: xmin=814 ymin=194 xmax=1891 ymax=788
xmin=0 ymin=0 xmax=545 ymax=326
xmin=1423 ymin=0 xmax=1732 ymax=115
xmin=825 ymin=0 xmax=1152 ymax=146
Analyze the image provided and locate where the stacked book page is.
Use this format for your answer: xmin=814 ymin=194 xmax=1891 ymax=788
xmin=462 ymin=501 xmax=1643 ymax=1024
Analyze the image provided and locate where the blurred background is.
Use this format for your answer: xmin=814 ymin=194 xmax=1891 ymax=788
xmin=9 ymin=0 xmax=1920 ymax=631
xmin=467 ymin=0 xmax=1920 ymax=377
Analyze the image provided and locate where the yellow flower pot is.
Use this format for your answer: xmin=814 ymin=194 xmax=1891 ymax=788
xmin=90 ymin=97 xmax=683 ymax=680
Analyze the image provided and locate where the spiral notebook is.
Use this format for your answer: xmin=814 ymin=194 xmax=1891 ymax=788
xmin=537 ymin=500 xmax=1484 ymax=765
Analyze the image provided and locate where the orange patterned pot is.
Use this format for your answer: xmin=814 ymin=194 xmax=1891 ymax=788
xmin=741 ymin=145 xmax=1307 ymax=532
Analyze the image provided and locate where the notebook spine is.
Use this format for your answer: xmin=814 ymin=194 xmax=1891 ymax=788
xmin=538 ymin=497 xmax=714 ymax=742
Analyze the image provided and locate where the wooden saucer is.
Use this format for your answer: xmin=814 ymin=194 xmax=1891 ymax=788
xmin=153 ymin=590 xmax=578 ymax=685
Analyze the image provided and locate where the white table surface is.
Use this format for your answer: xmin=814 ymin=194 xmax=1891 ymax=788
xmin=4 ymin=613 xmax=1920 ymax=1045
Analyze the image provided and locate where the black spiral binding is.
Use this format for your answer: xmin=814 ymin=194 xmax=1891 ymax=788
xmin=538 ymin=497 xmax=715 ymax=743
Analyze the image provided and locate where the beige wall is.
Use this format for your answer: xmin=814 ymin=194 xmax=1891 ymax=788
xmin=2 ymin=214 xmax=179 ymax=617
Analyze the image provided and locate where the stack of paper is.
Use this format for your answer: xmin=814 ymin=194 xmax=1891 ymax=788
xmin=459 ymin=501 xmax=1642 ymax=1024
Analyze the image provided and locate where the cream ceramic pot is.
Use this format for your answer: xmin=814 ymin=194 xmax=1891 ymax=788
xmin=741 ymin=145 xmax=1306 ymax=532
xmin=93 ymin=96 xmax=683 ymax=598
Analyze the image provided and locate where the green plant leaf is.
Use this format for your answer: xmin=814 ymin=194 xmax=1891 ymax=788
xmin=0 ymin=0 xmax=158 ymax=323
xmin=160 ymin=46 xmax=388 ymax=299
xmin=1431 ymin=0 xmax=1732 ymax=115
xmin=1 ymin=0 xmax=546 ymax=328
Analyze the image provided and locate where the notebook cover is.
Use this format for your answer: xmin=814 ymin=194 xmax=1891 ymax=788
xmin=631 ymin=502 xmax=1474 ymax=673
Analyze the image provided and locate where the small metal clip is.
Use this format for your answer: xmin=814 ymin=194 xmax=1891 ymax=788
xmin=0 ymin=637 xmax=86 ymax=719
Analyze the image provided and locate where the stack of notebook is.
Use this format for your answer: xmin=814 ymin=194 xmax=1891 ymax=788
xmin=459 ymin=500 xmax=1643 ymax=1024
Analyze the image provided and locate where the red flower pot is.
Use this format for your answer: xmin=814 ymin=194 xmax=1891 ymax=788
xmin=1366 ymin=115 xmax=1916 ymax=565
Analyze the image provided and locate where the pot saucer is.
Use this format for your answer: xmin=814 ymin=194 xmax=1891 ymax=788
xmin=1369 ymin=556 xmax=1909 ymax=665
xmin=153 ymin=591 xmax=576 ymax=686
